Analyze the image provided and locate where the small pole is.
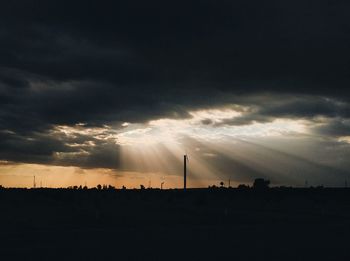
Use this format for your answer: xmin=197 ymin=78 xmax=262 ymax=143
xmin=184 ymin=155 xmax=187 ymax=191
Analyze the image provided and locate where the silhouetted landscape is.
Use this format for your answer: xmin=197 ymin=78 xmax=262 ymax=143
xmin=2 ymin=0 xmax=350 ymax=260
xmin=1 ymin=183 xmax=350 ymax=260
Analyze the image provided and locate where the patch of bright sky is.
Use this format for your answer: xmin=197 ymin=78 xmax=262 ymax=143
xmin=338 ymin=136 xmax=350 ymax=144
xmin=117 ymin=108 xmax=310 ymax=146
xmin=50 ymin=107 xmax=311 ymax=148
xmin=52 ymin=124 xmax=118 ymax=143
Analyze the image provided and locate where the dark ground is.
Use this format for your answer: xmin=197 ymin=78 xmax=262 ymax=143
xmin=1 ymin=187 xmax=350 ymax=260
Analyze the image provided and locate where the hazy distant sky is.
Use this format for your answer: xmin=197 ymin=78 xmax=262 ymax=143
xmin=1 ymin=1 xmax=350 ymax=188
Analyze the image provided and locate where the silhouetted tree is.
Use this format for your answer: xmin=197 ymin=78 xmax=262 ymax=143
xmin=237 ymin=184 xmax=250 ymax=190
xmin=97 ymin=184 xmax=102 ymax=190
xmin=220 ymin=181 xmax=224 ymax=188
xmin=108 ymin=185 xmax=115 ymax=190
xmin=140 ymin=184 xmax=145 ymax=190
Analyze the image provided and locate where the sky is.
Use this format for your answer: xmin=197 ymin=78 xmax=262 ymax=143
xmin=0 ymin=0 xmax=350 ymax=188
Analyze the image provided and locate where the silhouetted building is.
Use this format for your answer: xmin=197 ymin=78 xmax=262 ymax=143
xmin=253 ymin=178 xmax=270 ymax=190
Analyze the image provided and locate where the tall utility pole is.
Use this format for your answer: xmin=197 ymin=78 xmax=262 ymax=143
xmin=184 ymin=155 xmax=187 ymax=191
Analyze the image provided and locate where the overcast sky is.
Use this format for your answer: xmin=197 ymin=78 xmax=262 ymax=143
xmin=0 ymin=0 xmax=350 ymax=188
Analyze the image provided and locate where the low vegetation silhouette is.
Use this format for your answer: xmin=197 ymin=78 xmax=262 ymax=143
xmin=1 ymin=179 xmax=350 ymax=260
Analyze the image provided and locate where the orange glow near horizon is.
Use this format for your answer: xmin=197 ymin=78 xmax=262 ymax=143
xmin=0 ymin=163 xmax=236 ymax=189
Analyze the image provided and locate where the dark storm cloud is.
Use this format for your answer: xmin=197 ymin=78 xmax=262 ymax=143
xmin=1 ymin=1 xmax=350 ymax=88
xmin=0 ymin=128 xmax=121 ymax=169
xmin=314 ymin=119 xmax=350 ymax=137
xmin=0 ymin=0 xmax=350 ymax=168
xmin=217 ymin=96 xmax=350 ymax=127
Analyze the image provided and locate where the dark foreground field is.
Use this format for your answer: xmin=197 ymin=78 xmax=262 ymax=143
xmin=1 ymin=188 xmax=350 ymax=260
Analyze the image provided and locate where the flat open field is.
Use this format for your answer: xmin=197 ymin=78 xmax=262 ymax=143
xmin=1 ymin=188 xmax=350 ymax=260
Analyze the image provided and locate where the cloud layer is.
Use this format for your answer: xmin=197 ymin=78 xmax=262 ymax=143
xmin=0 ymin=0 xmax=350 ymax=185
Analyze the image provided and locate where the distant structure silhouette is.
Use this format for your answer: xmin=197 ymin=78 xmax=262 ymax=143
xmin=253 ymin=178 xmax=270 ymax=190
xmin=33 ymin=175 xmax=36 ymax=189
